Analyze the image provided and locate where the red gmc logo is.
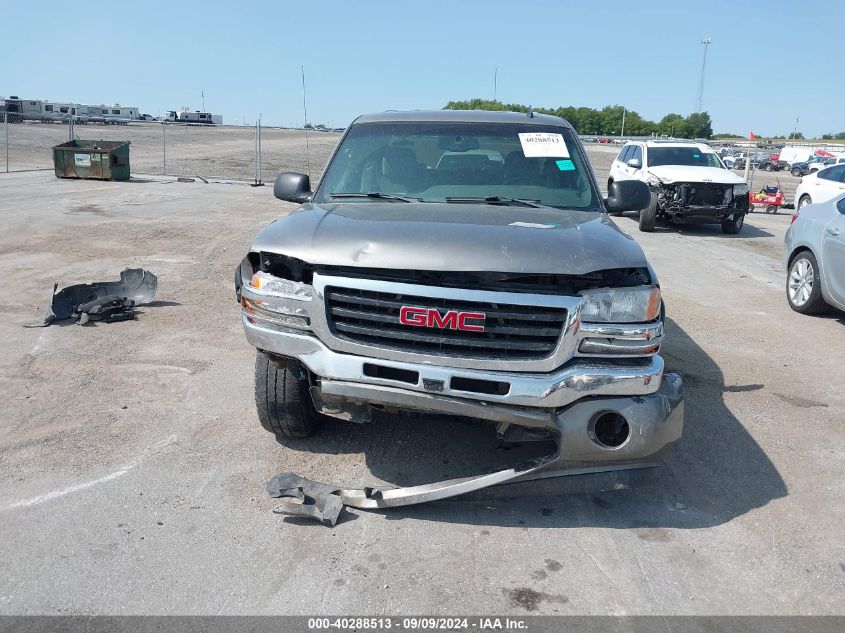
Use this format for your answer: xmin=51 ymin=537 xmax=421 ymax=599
xmin=399 ymin=306 xmax=486 ymax=332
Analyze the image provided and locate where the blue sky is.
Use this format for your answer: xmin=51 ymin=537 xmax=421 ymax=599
xmin=2 ymin=0 xmax=842 ymax=136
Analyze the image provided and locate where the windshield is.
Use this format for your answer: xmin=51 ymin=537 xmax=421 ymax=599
xmin=647 ymin=147 xmax=724 ymax=168
xmin=313 ymin=121 xmax=597 ymax=210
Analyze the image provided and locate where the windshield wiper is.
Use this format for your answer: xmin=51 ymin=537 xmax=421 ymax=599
xmin=444 ymin=196 xmax=543 ymax=208
xmin=329 ymin=192 xmax=420 ymax=203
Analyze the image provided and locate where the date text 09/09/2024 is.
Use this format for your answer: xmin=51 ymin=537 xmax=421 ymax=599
xmin=308 ymin=617 xmax=529 ymax=630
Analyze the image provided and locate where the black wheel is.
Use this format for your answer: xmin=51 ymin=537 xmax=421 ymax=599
xmin=787 ymin=250 xmax=829 ymax=315
xmin=607 ymin=180 xmax=623 ymax=215
xmin=721 ymin=212 xmax=744 ymax=234
xmin=791 ymin=167 xmax=801 ymax=177
xmin=762 ymin=162 xmax=773 ymax=171
xmin=638 ymin=192 xmax=658 ymax=232
xmin=766 ymin=205 xmax=778 ymax=214
xmin=255 ymin=351 xmax=324 ymax=438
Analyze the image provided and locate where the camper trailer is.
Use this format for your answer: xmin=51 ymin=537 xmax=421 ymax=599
xmin=177 ymin=111 xmax=219 ymax=125
xmin=0 ymin=97 xmax=44 ymax=122
xmin=100 ymin=105 xmax=139 ymax=124
xmin=41 ymin=102 xmax=80 ymax=122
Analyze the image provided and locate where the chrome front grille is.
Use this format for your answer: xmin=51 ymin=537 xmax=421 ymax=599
xmin=325 ymin=286 xmax=567 ymax=360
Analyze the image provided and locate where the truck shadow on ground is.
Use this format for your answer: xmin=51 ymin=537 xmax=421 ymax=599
xmin=276 ymin=318 xmax=787 ymax=529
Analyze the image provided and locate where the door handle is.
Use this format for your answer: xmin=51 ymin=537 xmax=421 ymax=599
xmin=827 ymin=226 xmax=841 ymax=236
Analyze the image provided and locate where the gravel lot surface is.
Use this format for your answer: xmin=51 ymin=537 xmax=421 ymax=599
xmin=0 ymin=138 xmax=843 ymax=615
xmin=4 ymin=122 xmax=803 ymax=203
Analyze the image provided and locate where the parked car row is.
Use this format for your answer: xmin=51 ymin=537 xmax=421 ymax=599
xmin=790 ymin=156 xmax=845 ymax=177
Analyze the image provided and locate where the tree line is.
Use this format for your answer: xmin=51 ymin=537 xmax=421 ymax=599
xmin=444 ymin=98 xmax=713 ymax=139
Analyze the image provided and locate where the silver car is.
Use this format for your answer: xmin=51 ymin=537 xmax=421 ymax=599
xmin=784 ymin=193 xmax=845 ymax=314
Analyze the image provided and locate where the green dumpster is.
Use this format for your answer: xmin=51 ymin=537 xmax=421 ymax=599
xmin=52 ymin=140 xmax=131 ymax=181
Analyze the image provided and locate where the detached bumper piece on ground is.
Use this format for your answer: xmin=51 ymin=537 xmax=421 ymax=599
xmin=267 ymin=453 xmax=562 ymax=526
xmin=28 ymin=268 xmax=157 ymax=327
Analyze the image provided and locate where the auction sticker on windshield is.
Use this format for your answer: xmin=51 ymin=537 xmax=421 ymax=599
xmin=518 ymin=132 xmax=570 ymax=158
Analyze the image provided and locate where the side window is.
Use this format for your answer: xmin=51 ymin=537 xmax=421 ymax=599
xmin=617 ymin=146 xmax=630 ymax=163
xmin=819 ymin=166 xmax=845 ymax=182
xmin=630 ymin=146 xmax=643 ymax=165
xmin=45 ymin=105 xmax=53 ymax=112
xmin=59 ymin=107 xmax=68 ymax=113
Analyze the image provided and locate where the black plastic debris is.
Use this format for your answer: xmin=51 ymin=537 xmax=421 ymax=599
xmin=26 ymin=268 xmax=157 ymax=327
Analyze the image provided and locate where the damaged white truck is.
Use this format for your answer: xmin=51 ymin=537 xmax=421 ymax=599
xmin=236 ymin=110 xmax=684 ymax=523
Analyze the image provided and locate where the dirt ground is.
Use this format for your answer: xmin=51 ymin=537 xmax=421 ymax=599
xmin=2 ymin=121 xmax=340 ymax=182
xmin=3 ymin=122 xmax=803 ymax=204
xmin=0 ymin=140 xmax=843 ymax=615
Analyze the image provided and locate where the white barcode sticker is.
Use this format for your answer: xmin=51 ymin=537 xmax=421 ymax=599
xmin=518 ymin=132 xmax=570 ymax=158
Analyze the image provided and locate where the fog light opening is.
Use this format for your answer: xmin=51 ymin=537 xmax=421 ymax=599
xmin=590 ymin=411 xmax=630 ymax=448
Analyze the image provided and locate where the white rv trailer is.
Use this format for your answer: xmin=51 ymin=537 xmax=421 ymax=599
xmin=177 ymin=110 xmax=220 ymax=125
xmin=0 ymin=97 xmax=44 ymax=122
xmin=40 ymin=102 xmax=80 ymax=122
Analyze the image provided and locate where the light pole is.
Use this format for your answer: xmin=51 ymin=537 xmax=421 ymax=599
xmin=695 ymin=37 xmax=711 ymax=113
xmin=620 ymin=108 xmax=626 ymax=139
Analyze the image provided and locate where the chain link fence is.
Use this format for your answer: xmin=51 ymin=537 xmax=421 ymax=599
xmin=3 ymin=115 xmax=805 ymax=204
xmin=1 ymin=116 xmax=341 ymax=183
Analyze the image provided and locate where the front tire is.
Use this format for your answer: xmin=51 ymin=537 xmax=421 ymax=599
xmin=787 ymin=251 xmax=829 ymax=315
xmin=255 ymin=351 xmax=324 ymax=438
xmin=638 ymin=192 xmax=658 ymax=232
xmin=721 ymin=212 xmax=745 ymax=234
xmin=791 ymin=167 xmax=801 ymax=177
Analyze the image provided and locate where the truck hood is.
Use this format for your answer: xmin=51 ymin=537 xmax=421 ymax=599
xmin=648 ymin=165 xmax=746 ymax=185
xmin=251 ymin=202 xmax=648 ymax=275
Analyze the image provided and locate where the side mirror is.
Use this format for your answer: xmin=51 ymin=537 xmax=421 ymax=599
xmin=626 ymin=158 xmax=641 ymax=169
xmin=274 ymin=172 xmax=312 ymax=203
xmin=606 ymin=180 xmax=651 ymax=213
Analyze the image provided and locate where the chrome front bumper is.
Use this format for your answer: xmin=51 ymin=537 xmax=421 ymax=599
xmin=244 ymin=317 xmax=684 ymax=466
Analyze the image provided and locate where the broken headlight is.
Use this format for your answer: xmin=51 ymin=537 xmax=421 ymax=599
xmin=242 ymin=271 xmax=311 ymax=330
xmin=248 ymin=271 xmax=311 ymax=301
xmin=645 ymin=175 xmax=662 ymax=187
xmin=579 ymin=287 xmax=661 ymax=323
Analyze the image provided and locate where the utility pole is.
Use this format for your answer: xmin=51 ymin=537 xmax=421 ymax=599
xmin=620 ymin=108 xmax=626 ymax=139
xmin=202 ymin=91 xmax=205 ymax=112
xmin=301 ymin=65 xmax=311 ymax=179
xmin=788 ymin=116 xmax=799 ymax=142
xmin=695 ymin=37 xmax=711 ymax=113
xmin=493 ymin=67 xmax=498 ymax=102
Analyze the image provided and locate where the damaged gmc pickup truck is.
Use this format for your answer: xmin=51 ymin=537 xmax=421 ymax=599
xmin=236 ymin=110 xmax=684 ymax=521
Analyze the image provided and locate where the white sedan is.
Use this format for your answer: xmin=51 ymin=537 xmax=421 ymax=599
xmin=784 ymin=192 xmax=845 ymax=314
xmin=794 ymin=165 xmax=845 ymax=210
